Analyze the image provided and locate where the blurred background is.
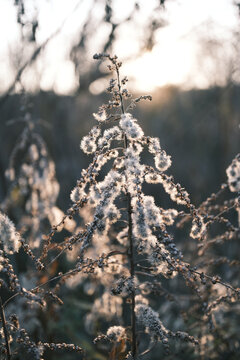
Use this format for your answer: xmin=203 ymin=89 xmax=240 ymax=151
xmin=0 ymin=0 xmax=240 ymax=206
xmin=0 ymin=1 xmax=240 ymax=358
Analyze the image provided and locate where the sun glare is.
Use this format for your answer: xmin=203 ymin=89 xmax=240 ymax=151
xmin=123 ymin=39 xmax=195 ymax=92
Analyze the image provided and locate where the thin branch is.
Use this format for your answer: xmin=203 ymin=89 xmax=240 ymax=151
xmin=0 ymin=296 xmax=11 ymax=360
xmin=3 ymin=250 xmax=126 ymax=308
xmin=138 ymin=340 xmax=157 ymax=358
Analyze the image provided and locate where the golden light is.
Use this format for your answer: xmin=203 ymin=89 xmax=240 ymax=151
xmin=123 ymin=39 xmax=195 ymax=92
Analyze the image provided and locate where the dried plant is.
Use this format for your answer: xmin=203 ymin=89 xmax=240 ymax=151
xmin=176 ymin=154 xmax=240 ymax=358
xmin=0 ymin=55 xmax=239 ymax=360
xmin=0 ymin=100 xmax=81 ymax=359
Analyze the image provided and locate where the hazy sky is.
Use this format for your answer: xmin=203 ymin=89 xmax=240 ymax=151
xmin=1 ymin=0 xmax=239 ymax=95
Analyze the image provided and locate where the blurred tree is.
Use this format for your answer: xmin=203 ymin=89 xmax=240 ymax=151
xmin=1 ymin=0 xmax=169 ymax=104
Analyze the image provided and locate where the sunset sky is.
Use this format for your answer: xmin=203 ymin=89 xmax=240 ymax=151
xmin=1 ymin=0 xmax=239 ymax=95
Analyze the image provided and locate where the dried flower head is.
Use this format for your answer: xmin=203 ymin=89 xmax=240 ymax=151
xmin=0 ymin=212 xmax=20 ymax=253
xmin=226 ymin=154 xmax=240 ymax=192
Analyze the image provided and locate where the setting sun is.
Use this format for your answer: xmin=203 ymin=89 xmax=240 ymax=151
xmin=123 ymin=40 xmax=194 ymax=92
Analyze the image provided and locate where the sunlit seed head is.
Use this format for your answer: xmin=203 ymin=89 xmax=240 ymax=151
xmin=226 ymin=154 xmax=240 ymax=192
xmin=0 ymin=212 xmax=20 ymax=254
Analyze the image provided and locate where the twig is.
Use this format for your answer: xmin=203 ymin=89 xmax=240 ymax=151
xmin=3 ymin=250 xmax=126 ymax=308
xmin=0 ymin=296 xmax=11 ymax=360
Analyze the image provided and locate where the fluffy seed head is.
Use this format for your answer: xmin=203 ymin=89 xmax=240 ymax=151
xmin=0 ymin=212 xmax=21 ymax=253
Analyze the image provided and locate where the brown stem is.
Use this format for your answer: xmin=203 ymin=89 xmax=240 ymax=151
xmin=116 ymin=67 xmax=125 ymax=114
xmin=0 ymin=296 xmax=11 ymax=360
xmin=127 ymin=191 xmax=137 ymax=358
xmin=116 ymin=64 xmax=137 ymax=358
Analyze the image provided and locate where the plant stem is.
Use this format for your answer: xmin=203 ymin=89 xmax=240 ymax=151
xmin=116 ymin=64 xmax=137 ymax=358
xmin=116 ymin=67 xmax=125 ymax=115
xmin=0 ymin=296 xmax=11 ymax=360
xmin=127 ymin=191 xmax=137 ymax=358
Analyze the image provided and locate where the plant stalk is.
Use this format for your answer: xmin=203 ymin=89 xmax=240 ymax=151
xmin=127 ymin=191 xmax=137 ymax=358
xmin=116 ymin=64 xmax=137 ymax=358
xmin=0 ymin=296 xmax=11 ymax=360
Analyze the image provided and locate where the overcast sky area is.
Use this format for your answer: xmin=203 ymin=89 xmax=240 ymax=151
xmin=1 ymin=0 xmax=239 ymax=95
